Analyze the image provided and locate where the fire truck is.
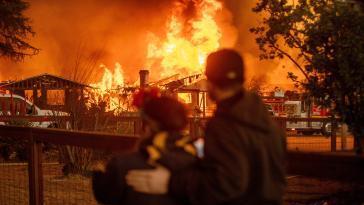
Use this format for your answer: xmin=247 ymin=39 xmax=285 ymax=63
xmin=264 ymin=96 xmax=332 ymax=136
xmin=283 ymin=100 xmax=332 ymax=136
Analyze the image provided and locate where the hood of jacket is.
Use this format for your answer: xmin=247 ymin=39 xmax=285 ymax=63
xmin=216 ymin=90 xmax=274 ymax=134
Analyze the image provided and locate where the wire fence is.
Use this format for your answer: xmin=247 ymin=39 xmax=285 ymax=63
xmin=0 ymin=147 xmax=129 ymax=205
xmin=287 ymin=135 xmax=354 ymax=152
xmin=0 ymin=126 xmax=137 ymax=205
xmin=0 ymin=136 xmax=29 ymax=205
xmin=0 ymin=163 xmax=29 ymax=205
xmin=41 ymin=146 xmax=98 ymax=205
xmin=0 ymin=117 xmax=359 ymax=205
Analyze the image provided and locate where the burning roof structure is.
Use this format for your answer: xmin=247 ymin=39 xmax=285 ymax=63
xmin=0 ymin=0 xmax=235 ymax=116
xmin=84 ymin=0 xmax=224 ymax=114
xmin=0 ymin=73 xmax=90 ymax=111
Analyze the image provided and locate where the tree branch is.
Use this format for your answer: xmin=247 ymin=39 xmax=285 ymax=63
xmin=271 ymin=44 xmax=310 ymax=80
xmin=287 ymin=32 xmax=313 ymax=64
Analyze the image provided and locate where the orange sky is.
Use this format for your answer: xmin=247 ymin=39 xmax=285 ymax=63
xmin=0 ymin=0 xmax=302 ymax=90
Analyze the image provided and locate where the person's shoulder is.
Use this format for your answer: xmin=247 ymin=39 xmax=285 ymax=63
xmin=208 ymin=113 xmax=229 ymax=123
xmin=108 ymin=152 xmax=152 ymax=171
xmin=239 ymin=91 xmax=265 ymax=109
xmin=208 ymin=109 xmax=238 ymax=125
xmin=205 ymin=115 xmax=236 ymax=136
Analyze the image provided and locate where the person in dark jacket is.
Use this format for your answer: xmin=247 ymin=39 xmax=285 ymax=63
xmin=92 ymin=94 xmax=197 ymax=205
xmin=126 ymin=49 xmax=286 ymax=205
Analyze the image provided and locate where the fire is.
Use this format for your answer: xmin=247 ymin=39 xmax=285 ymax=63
xmin=147 ymin=0 xmax=222 ymax=78
xmin=178 ymin=93 xmax=192 ymax=104
xmin=88 ymin=63 xmax=132 ymax=114
xmin=89 ymin=0 xmax=223 ymax=113
xmin=92 ymin=63 xmax=125 ymax=92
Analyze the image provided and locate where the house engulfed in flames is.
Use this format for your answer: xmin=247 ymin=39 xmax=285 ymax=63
xmin=0 ymin=73 xmax=90 ymax=112
xmin=87 ymin=0 xmax=223 ymax=115
xmin=0 ymin=0 xmax=224 ymax=116
xmin=88 ymin=65 xmax=214 ymax=117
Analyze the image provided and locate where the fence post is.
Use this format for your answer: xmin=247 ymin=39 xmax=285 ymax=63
xmin=134 ymin=118 xmax=143 ymax=136
xmin=281 ymin=118 xmax=287 ymax=132
xmin=274 ymin=117 xmax=286 ymax=132
xmin=330 ymin=118 xmax=337 ymax=152
xmin=189 ymin=118 xmax=195 ymax=140
xmin=341 ymin=124 xmax=347 ymax=151
xmin=28 ymin=130 xmax=43 ymax=205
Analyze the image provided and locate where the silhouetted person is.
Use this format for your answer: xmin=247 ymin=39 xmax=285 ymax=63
xmin=127 ymin=49 xmax=286 ymax=205
xmin=92 ymin=95 xmax=197 ymax=205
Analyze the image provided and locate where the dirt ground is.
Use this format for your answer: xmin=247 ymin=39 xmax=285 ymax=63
xmin=286 ymin=135 xmax=354 ymax=152
xmin=0 ymin=163 xmax=97 ymax=205
xmin=285 ymin=176 xmax=364 ymax=205
xmin=1 ymin=163 xmax=363 ymax=205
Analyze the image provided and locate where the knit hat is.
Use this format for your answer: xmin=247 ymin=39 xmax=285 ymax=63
xmin=205 ymin=49 xmax=245 ymax=87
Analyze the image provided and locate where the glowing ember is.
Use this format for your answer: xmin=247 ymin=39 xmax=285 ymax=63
xmin=147 ymin=0 xmax=222 ymax=78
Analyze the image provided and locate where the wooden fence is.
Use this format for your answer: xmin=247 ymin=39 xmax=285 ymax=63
xmin=0 ymin=117 xmax=362 ymax=205
xmin=0 ymin=125 xmax=138 ymax=205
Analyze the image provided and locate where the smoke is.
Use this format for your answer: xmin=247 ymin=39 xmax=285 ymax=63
xmin=0 ymin=0 xmax=175 ymax=82
xmin=0 ymin=0 xmax=297 ymax=88
xmin=222 ymin=0 xmax=302 ymax=88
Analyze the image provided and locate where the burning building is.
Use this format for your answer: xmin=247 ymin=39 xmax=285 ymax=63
xmin=0 ymin=0 xmax=302 ymax=115
xmin=84 ymin=0 xmax=226 ymax=114
xmin=0 ymin=73 xmax=90 ymax=111
xmin=0 ymin=0 xmax=301 ymax=93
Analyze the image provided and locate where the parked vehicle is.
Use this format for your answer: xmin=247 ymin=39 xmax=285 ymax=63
xmin=0 ymin=93 xmax=69 ymax=128
xmin=283 ymin=100 xmax=331 ymax=136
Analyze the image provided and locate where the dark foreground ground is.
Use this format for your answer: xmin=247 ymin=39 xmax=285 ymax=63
xmin=0 ymin=163 xmax=363 ymax=205
xmin=285 ymin=176 xmax=364 ymax=205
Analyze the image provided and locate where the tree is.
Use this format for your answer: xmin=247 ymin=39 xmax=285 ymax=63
xmin=0 ymin=0 xmax=38 ymax=60
xmin=246 ymin=75 xmax=267 ymax=96
xmin=251 ymin=0 xmax=364 ymax=153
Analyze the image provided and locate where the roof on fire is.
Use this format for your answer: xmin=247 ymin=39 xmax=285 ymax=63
xmin=0 ymin=73 xmax=92 ymax=90
xmin=162 ymin=74 xmax=207 ymax=91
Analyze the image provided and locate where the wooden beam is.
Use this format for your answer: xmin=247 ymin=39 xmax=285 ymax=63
xmin=55 ymin=79 xmax=60 ymax=89
xmin=60 ymin=80 xmax=64 ymax=88
xmin=28 ymin=131 xmax=43 ymax=205
xmin=0 ymin=115 xmax=70 ymax=122
xmin=41 ymin=87 xmax=47 ymax=107
xmin=33 ymin=87 xmax=38 ymax=105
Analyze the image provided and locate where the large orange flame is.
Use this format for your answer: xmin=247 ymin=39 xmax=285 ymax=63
xmin=147 ymin=0 xmax=222 ymax=78
xmin=91 ymin=63 xmax=125 ymax=92
xmin=88 ymin=63 xmax=131 ymax=113
xmin=89 ymin=0 xmax=223 ymax=113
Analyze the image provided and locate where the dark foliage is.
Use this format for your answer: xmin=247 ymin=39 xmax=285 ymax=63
xmin=0 ymin=0 xmax=39 ymax=60
xmin=251 ymin=0 xmax=364 ymax=152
